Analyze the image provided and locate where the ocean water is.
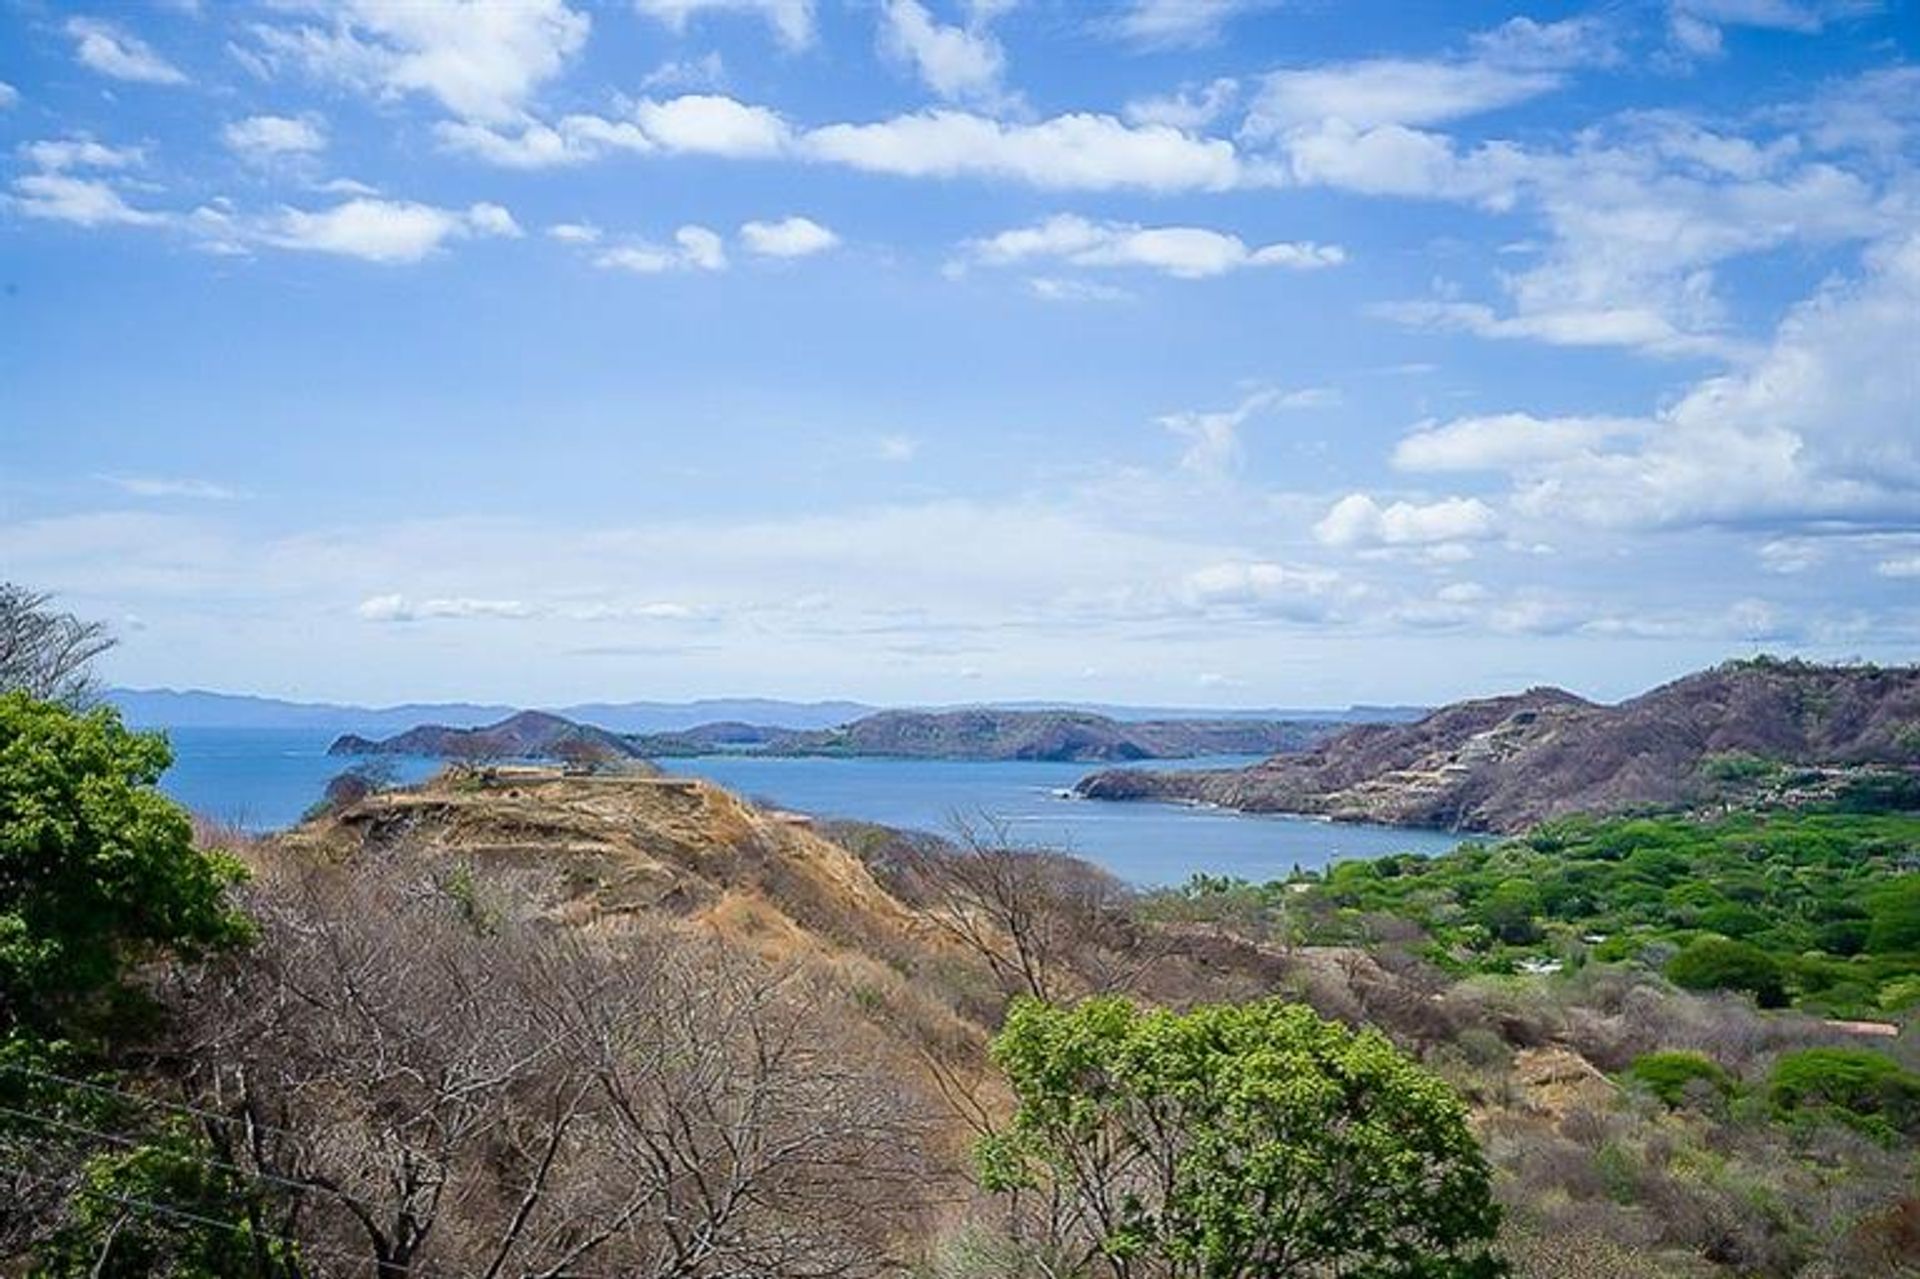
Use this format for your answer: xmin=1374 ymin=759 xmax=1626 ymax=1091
xmin=151 ymin=728 xmax=1472 ymax=886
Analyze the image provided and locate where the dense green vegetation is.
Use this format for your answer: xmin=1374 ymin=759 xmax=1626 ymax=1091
xmin=980 ymin=996 xmax=1505 ymax=1278
xmin=1159 ymin=810 xmax=1920 ymax=1018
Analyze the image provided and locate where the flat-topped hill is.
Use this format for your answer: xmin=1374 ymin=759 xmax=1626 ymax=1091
xmin=1076 ymin=659 xmax=1920 ymax=832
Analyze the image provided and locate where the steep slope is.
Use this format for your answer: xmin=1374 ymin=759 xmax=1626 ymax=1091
xmin=1077 ymin=659 xmax=1920 ymax=832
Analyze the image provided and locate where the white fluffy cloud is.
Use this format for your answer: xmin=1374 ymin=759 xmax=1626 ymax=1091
xmin=21 ymin=139 xmax=144 ymax=172
xmin=251 ymin=0 xmax=589 ymax=123
xmin=257 ymin=198 xmax=521 ymax=263
xmin=878 ymin=0 xmax=1007 ymax=104
xmin=437 ymin=115 xmax=653 ymax=168
xmin=1123 ymin=78 xmax=1238 ymax=130
xmin=1392 ymin=414 xmax=1643 ymax=472
xmin=634 ymin=0 xmax=815 ymax=49
xmin=1393 ymin=232 xmax=1920 ymax=532
xmin=803 ymin=110 xmax=1240 ymax=191
xmin=436 ymin=95 xmax=789 ymax=168
xmin=966 ymin=214 xmax=1342 ymax=278
xmin=635 ymin=94 xmax=791 ymax=156
xmin=440 ymin=92 xmax=1248 ymax=193
xmin=67 ymin=17 xmax=188 ymax=85
xmin=1314 ymin=494 xmax=1498 ymax=548
xmin=740 ymin=216 xmax=839 ymax=258
xmin=223 ymin=114 xmax=328 ymax=161
xmin=594 ymin=224 xmax=729 ymax=274
xmin=1182 ymin=560 xmax=1347 ymax=620
xmin=10 ymin=174 xmax=163 ymax=227
xmin=0 ymin=82 xmax=17 ymax=109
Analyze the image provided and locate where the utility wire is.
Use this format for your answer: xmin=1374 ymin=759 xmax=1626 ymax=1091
xmin=0 ymin=1159 xmax=378 ymax=1277
xmin=0 ymin=1102 xmax=393 ymax=1220
xmin=0 ymin=1061 xmax=313 ymax=1152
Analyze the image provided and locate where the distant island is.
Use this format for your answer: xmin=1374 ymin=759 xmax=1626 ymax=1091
xmin=329 ymin=707 xmax=1360 ymax=764
xmin=1075 ymin=658 xmax=1920 ymax=832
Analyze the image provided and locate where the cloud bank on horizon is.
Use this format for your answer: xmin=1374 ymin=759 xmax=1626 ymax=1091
xmin=3 ymin=0 xmax=1916 ymax=706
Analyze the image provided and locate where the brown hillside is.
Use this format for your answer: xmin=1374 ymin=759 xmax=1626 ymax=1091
xmin=1076 ymin=659 xmax=1920 ymax=832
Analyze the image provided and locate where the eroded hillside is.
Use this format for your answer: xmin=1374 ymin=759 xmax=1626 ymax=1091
xmin=1078 ymin=659 xmax=1920 ymax=831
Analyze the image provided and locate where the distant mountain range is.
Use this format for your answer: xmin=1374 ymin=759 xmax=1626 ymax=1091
xmin=108 ymin=687 xmax=1425 ymax=735
xmin=329 ymin=707 xmax=1358 ymax=764
xmin=1075 ymin=658 xmax=1920 ymax=832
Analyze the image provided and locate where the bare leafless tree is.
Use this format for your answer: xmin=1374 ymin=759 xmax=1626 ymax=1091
xmin=0 ymin=584 xmax=115 ymax=706
xmin=904 ymin=817 xmax=1159 ymax=1004
xmin=158 ymin=852 xmax=934 ymax=1278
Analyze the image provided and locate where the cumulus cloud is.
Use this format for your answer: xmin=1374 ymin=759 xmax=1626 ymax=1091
xmin=965 ymin=214 xmax=1343 ymax=278
xmin=635 ymin=94 xmax=791 ymax=156
xmin=442 ymin=93 xmax=1246 ymax=193
xmin=251 ymin=198 xmax=522 ymax=263
xmin=1392 ymin=414 xmax=1643 ymax=472
xmin=739 ymin=215 xmax=838 ymax=257
xmin=20 ymin=138 xmax=144 ymax=172
xmin=634 ymin=0 xmax=815 ymax=49
xmin=10 ymin=174 xmax=165 ymax=227
xmin=249 ymin=0 xmax=589 ymax=123
xmin=1314 ymin=493 xmax=1498 ymax=548
xmin=223 ymin=114 xmax=328 ymax=162
xmin=1394 ymin=232 xmax=1920 ymax=533
xmin=803 ymin=110 xmax=1240 ymax=192
xmin=1123 ymin=78 xmax=1238 ymax=130
xmin=593 ymin=224 xmax=729 ymax=274
xmin=67 ymin=17 xmax=188 ymax=85
xmin=878 ymin=0 xmax=1007 ymax=105
xmin=0 ymin=82 xmax=17 ymax=109
xmin=436 ymin=114 xmax=653 ymax=168
xmin=1182 ymin=560 xmax=1346 ymax=620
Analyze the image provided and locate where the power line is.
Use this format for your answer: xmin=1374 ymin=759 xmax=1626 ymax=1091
xmin=0 ymin=1159 xmax=378 ymax=1277
xmin=0 ymin=1061 xmax=313 ymax=1152
xmin=0 ymin=1102 xmax=392 ymax=1220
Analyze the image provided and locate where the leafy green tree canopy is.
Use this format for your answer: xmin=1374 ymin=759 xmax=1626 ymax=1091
xmin=982 ymin=995 xmax=1506 ymax=1278
xmin=1665 ymin=935 xmax=1788 ymax=1007
xmin=0 ymin=693 xmax=251 ymax=1038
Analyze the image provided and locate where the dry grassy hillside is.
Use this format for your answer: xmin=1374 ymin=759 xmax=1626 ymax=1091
xmin=219 ymin=764 xmax=1918 ymax=1278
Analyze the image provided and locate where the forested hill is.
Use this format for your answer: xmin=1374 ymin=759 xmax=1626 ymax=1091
xmin=747 ymin=709 xmax=1341 ymax=760
xmin=1076 ymin=659 xmax=1920 ymax=832
xmin=331 ymin=707 xmax=1346 ymax=762
xmin=329 ymin=710 xmax=649 ymax=762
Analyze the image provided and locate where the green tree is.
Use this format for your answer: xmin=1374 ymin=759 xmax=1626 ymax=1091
xmin=1479 ymin=879 xmax=1543 ymax=945
xmin=980 ymin=996 xmax=1506 ymax=1278
xmin=1625 ymin=1051 xmax=1734 ymax=1107
xmin=0 ymin=693 xmax=251 ymax=1040
xmin=1665 ymin=935 xmax=1788 ymax=1007
xmin=1865 ymin=875 xmax=1920 ymax=954
xmin=1769 ymin=1048 xmax=1920 ymax=1141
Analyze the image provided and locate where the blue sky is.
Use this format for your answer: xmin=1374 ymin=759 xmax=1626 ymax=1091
xmin=3 ymin=0 xmax=1916 ymax=708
